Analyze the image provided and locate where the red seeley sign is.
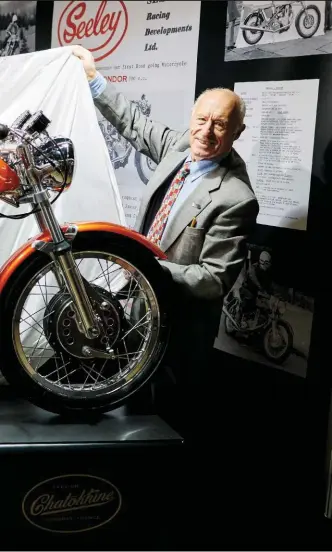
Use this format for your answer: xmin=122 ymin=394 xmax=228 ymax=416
xmin=57 ymin=0 xmax=128 ymax=62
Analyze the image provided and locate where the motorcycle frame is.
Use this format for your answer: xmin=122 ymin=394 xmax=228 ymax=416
xmin=223 ymin=294 xmax=287 ymax=335
xmin=240 ymin=0 xmax=308 ymax=33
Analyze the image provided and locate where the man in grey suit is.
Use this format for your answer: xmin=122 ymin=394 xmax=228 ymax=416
xmin=72 ymin=46 xmax=259 ymax=431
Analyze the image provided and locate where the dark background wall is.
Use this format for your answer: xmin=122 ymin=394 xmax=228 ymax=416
xmin=194 ymin=2 xmax=332 ymax=546
xmin=33 ymin=1 xmax=332 ymax=546
xmin=196 ymin=0 xmax=330 ymax=381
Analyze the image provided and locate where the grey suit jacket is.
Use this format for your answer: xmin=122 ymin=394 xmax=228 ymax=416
xmin=94 ymin=83 xmax=259 ymax=301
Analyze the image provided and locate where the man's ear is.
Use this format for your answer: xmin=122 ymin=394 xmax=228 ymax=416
xmin=234 ymin=123 xmax=246 ymax=141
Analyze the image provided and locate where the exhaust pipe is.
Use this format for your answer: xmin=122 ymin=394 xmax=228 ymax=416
xmin=240 ymin=23 xmax=291 ymax=33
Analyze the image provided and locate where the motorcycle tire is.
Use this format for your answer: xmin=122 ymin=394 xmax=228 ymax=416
xmin=134 ymin=151 xmax=156 ymax=185
xmin=0 ymin=231 xmax=171 ymax=415
xmin=262 ymin=320 xmax=293 ymax=365
xmin=242 ymin=12 xmax=264 ymax=45
xmin=295 ymin=5 xmax=321 ymax=38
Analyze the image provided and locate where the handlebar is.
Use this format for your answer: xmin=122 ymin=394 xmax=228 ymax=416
xmin=0 ymin=110 xmax=51 ymax=142
xmin=0 ymin=109 xmax=75 ymax=211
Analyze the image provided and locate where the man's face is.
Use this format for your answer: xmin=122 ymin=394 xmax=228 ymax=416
xmin=189 ymin=90 xmax=245 ymax=161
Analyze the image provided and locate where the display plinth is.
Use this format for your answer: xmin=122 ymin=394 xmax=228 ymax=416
xmin=0 ymin=392 xmax=184 ymax=549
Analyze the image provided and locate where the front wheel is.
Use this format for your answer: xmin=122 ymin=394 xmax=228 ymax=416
xmin=262 ymin=320 xmax=293 ymax=364
xmin=242 ymin=12 xmax=264 ymax=45
xmin=295 ymin=5 xmax=321 ymax=38
xmin=0 ymin=231 xmax=170 ymax=415
xmin=134 ymin=151 xmax=157 ymax=185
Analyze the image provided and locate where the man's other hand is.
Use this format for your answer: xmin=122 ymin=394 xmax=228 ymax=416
xmin=72 ymin=45 xmax=97 ymax=81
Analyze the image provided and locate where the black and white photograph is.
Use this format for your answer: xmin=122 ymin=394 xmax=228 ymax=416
xmin=224 ymin=0 xmax=332 ymax=61
xmin=0 ymin=0 xmax=36 ymax=57
xmin=214 ymin=243 xmax=314 ymax=378
xmin=98 ymin=93 xmax=157 ymax=185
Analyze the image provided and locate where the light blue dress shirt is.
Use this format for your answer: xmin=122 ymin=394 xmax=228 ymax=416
xmin=164 ymin=157 xmax=220 ymax=231
xmin=89 ymin=73 xmax=223 ymax=230
xmin=89 ymin=72 xmax=107 ymax=98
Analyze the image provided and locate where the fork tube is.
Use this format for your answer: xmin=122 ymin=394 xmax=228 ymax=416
xmin=33 ymin=202 xmax=64 ymax=288
xmin=36 ymin=195 xmax=99 ymax=339
xmin=55 ymin=252 xmax=100 ymax=339
xmin=33 ymin=204 xmax=47 ymax=233
xmin=27 ymin=171 xmax=99 ymax=339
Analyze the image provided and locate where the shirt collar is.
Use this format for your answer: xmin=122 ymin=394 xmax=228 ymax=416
xmin=185 ymin=151 xmax=229 ymax=180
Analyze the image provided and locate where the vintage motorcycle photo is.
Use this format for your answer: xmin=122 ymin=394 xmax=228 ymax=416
xmin=99 ymin=94 xmax=157 ymax=184
xmin=222 ymin=290 xmax=294 ymax=364
xmin=241 ymin=0 xmax=321 ymax=45
xmin=0 ymin=34 xmax=19 ymax=56
xmin=0 ymin=109 xmax=170 ymax=415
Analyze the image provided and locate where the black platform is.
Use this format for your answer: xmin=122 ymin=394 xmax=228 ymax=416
xmin=0 ymin=393 xmax=184 ymax=549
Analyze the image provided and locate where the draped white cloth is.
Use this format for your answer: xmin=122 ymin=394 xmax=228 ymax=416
xmin=0 ymin=47 xmax=126 ymax=372
xmin=0 ymin=46 xmax=126 ymax=266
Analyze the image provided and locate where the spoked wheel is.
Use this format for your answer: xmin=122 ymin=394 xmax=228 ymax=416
xmin=0 ymin=232 xmax=170 ymax=415
xmin=242 ymin=12 xmax=264 ymax=45
xmin=134 ymin=151 xmax=157 ymax=184
xmin=262 ymin=321 xmax=293 ymax=364
xmin=295 ymin=6 xmax=321 ymax=38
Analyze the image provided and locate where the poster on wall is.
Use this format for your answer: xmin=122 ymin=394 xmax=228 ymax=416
xmin=225 ymin=0 xmax=330 ymax=62
xmin=233 ymin=79 xmax=319 ymax=231
xmin=214 ymin=243 xmax=314 ymax=378
xmin=51 ymin=0 xmax=201 ymax=228
xmin=0 ymin=0 xmax=36 ymax=56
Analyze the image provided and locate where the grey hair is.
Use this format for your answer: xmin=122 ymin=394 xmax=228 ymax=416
xmin=193 ymin=87 xmax=246 ymax=123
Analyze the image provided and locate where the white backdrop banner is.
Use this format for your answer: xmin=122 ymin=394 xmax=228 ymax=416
xmin=51 ymin=0 xmax=201 ymax=228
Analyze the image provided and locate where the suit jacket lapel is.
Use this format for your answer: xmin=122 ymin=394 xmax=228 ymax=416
xmin=160 ymin=164 xmax=228 ymax=252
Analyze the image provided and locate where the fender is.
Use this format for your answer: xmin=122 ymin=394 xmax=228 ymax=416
xmin=0 ymin=221 xmax=167 ymax=294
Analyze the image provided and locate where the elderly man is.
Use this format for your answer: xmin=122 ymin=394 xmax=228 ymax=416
xmin=72 ymin=45 xmax=259 ymax=430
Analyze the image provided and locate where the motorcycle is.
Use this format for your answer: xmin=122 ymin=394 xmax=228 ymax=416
xmin=99 ymin=94 xmax=157 ymax=184
xmin=223 ymin=290 xmax=294 ymax=364
xmin=241 ymin=1 xmax=321 ymax=45
xmin=1 ymin=33 xmax=20 ymax=57
xmin=0 ymin=109 xmax=170 ymax=415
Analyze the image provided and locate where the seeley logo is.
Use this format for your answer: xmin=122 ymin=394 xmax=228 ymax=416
xmin=57 ymin=1 xmax=128 ymax=62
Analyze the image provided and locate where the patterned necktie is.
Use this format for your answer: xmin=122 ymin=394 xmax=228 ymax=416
xmin=147 ymin=161 xmax=191 ymax=246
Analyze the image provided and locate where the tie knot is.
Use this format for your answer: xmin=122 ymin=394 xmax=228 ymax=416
xmin=183 ymin=160 xmax=191 ymax=174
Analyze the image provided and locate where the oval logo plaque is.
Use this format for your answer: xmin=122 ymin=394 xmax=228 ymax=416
xmin=22 ymin=474 xmax=122 ymax=533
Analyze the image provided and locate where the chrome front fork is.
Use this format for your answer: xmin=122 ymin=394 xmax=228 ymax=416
xmin=30 ymin=191 xmax=99 ymax=341
xmin=55 ymin=252 xmax=100 ymax=339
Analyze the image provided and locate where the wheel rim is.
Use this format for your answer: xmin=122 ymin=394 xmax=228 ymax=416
xmin=243 ymin=15 xmax=263 ymax=43
xmin=141 ymin=157 xmax=157 ymax=181
xmin=263 ymin=325 xmax=289 ymax=360
xmin=298 ymin=10 xmax=318 ymax=36
xmin=12 ymin=251 xmax=162 ymax=400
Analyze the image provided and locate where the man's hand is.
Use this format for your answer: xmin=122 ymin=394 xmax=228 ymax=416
xmin=71 ymin=44 xmax=97 ymax=81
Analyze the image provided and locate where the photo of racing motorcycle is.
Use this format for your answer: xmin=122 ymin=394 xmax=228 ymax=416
xmin=241 ymin=1 xmax=321 ymax=45
xmin=214 ymin=245 xmax=314 ymax=378
xmin=98 ymin=93 xmax=157 ymax=184
xmin=224 ymin=0 xmax=330 ymax=61
xmin=0 ymin=2 xmax=36 ymax=57
xmin=222 ymin=290 xmax=294 ymax=365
